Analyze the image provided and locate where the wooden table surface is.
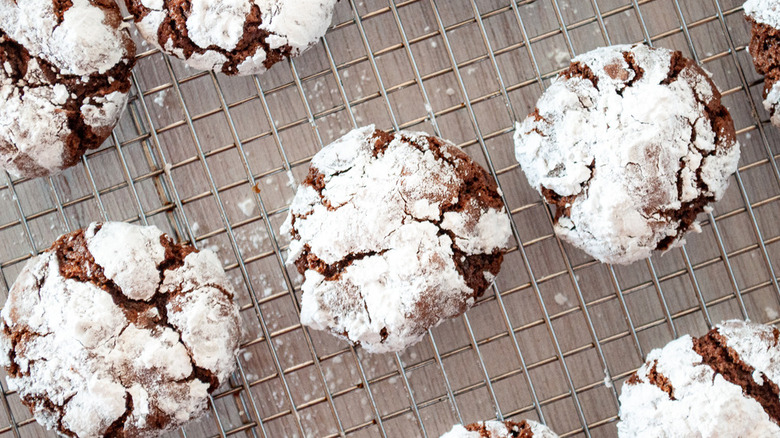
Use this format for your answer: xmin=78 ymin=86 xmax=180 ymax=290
xmin=0 ymin=0 xmax=778 ymax=437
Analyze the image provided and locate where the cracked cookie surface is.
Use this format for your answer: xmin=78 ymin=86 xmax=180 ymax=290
xmin=125 ymin=0 xmax=337 ymax=75
xmin=0 ymin=222 xmax=241 ymax=437
xmin=618 ymin=320 xmax=780 ymax=437
xmin=514 ymin=44 xmax=740 ymax=265
xmin=0 ymin=0 xmax=135 ymax=178
xmin=441 ymin=419 xmax=558 ymax=438
xmin=281 ymin=126 xmax=512 ymax=354
xmin=745 ymin=0 xmax=780 ymax=127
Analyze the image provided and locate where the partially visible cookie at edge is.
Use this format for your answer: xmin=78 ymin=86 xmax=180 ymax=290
xmin=0 ymin=222 xmax=242 ymax=437
xmin=745 ymin=0 xmax=780 ymax=126
xmin=126 ymin=0 xmax=338 ymax=76
xmin=0 ymin=0 xmax=136 ymax=178
xmin=618 ymin=319 xmax=780 ymax=437
xmin=514 ymin=44 xmax=740 ymax=265
xmin=282 ymin=126 xmax=513 ymax=354
xmin=440 ymin=420 xmax=559 ymax=438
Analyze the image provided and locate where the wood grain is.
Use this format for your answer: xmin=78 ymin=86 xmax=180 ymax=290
xmin=0 ymin=0 xmax=778 ymax=437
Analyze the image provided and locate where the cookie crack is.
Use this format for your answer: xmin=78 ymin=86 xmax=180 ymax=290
xmin=465 ymin=420 xmax=534 ymax=438
xmin=293 ymin=245 xmax=389 ymax=281
xmin=52 ymin=0 xmax=75 ymax=25
xmin=692 ymin=328 xmax=780 ymax=424
xmin=393 ymin=131 xmax=461 ymax=169
xmin=539 ymin=159 xmax=596 ymax=224
xmin=102 ymin=391 xmax=133 ymax=437
xmin=561 ymin=60 xmax=599 ymax=90
xmin=437 ymin=227 xmax=502 ymax=301
xmin=654 ymin=64 xmax=735 ymax=251
xmin=627 ymin=359 xmax=676 ymax=400
xmin=660 ymin=50 xmax=689 ymax=86
xmin=614 ymin=51 xmax=645 ymax=96
xmin=24 ymin=393 xmax=78 ymax=438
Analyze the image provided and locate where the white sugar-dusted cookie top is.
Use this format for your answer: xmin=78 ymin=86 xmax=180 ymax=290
xmin=134 ymin=0 xmax=337 ymax=75
xmin=745 ymin=0 xmax=780 ymax=28
xmin=255 ymin=0 xmax=336 ymax=51
xmin=0 ymin=0 xmax=129 ymax=75
xmin=283 ymin=126 xmax=512 ymax=353
xmin=514 ymin=44 xmax=740 ymax=265
xmin=440 ymin=420 xmax=559 ymax=438
xmin=0 ymin=223 xmax=241 ymax=437
xmin=86 ymin=222 xmax=165 ymax=301
xmin=617 ymin=320 xmax=780 ymax=438
xmin=162 ymin=250 xmax=240 ymax=383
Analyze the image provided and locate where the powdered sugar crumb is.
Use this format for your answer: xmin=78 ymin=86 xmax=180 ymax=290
xmin=153 ymin=89 xmax=168 ymax=107
xmin=554 ymin=293 xmax=569 ymax=306
xmin=238 ymin=198 xmax=255 ymax=217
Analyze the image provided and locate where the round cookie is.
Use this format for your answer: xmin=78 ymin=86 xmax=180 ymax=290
xmin=0 ymin=222 xmax=241 ymax=437
xmin=281 ymin=126 xmax=512 ymax=354
xmin=514 ymin=44 xmax=740 ymax=265
xmin=0 ymin=0 xmax=136 ymax=178
xmin=441 ymin=420 xmax=559 ymax=438
xmin=618 ymin=320 xmax=780 ymax=437
xmin=126 ymin=0 xmax=338 ymax=76
xmin=745 ymin=0 xmax=780 ymax=127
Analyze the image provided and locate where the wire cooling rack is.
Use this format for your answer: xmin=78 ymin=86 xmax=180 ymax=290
xmin=1 ymin=0 xmax=779 ymax=437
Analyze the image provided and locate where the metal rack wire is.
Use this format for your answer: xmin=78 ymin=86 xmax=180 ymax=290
xmin=0 ymin=0 xmax=778 ymax=436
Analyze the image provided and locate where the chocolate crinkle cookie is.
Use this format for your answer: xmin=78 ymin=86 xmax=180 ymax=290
xmin=126 ymin=0 xmax=337 ymax=76
xmin=745 ymin=0 xmax=780 ymax=126
xmin=514 ymin=44 xmax=740 ymax=265
xmin=618 ymin=320 xmax=780 ymax=437
xmin=0 ymin=222 xmax=241 ymax=437
xmin=282 ymin=126 xmax=513 ymax=354
xmin=440 ymin=420 xmax=559 ymax=438
xmin=0 ymin=0 xmax=135 ymax=178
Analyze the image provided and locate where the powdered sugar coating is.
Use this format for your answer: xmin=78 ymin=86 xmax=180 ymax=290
xmin=86 ymin=222 xmax=165 ymax=301
xmin=0 ymin=0 xmax=128 ymax=75
xmin=745 ymin=0 xmax=780 ymax=128
xmin=282 ymin=126 xmax=512 ymax=354
xmin=440 ymin=420 xmax=559 ymax=438
xmin=617 ymin=320 xmax=780 ymax=437
xmin=0 ymin=223 xmax=241 ymax=437
xmin=0 ymin=0 xmax=134 ymax=178
xmin=717 ymin=320 xmax=780 ymax=386
xmin=745 ymin=0 xmax=780 ymax=29
xmin=162 ymin=251 xmax=241 ymax=382
xmin=514 ymin=44 xmax=740 ymax=265
xmin=765 ymin=80 xmax=780 ymax=127
xmin=131 ymin=0 xmax=337 ymax=75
